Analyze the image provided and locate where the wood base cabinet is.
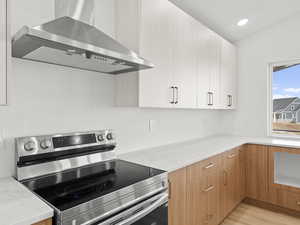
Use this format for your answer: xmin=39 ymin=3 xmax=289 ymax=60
xmin=221 ymin=147 xmax=245 ymax=218
xmin=245 ymin=144 xmax=269 ymax=202
xmin=168 ymin=144 xmax=300 ymax=225
xmin=268 ymin=146 xmax=300 ymax=212
xmin=168 ymin=168 xmax=187 ymax=225
xmin=186 ymin=155 xmax=221 ymax=225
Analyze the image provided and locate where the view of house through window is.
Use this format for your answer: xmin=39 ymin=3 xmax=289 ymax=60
xmin=272 ymin=62 xmax=300 ymax=136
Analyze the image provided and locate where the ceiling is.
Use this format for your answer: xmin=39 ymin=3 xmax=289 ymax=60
xmin=170 ymin=0 xmax=300 ymax=42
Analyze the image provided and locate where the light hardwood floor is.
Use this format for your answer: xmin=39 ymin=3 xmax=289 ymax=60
xmin=221 ymin=203 xmax=300 ymax=225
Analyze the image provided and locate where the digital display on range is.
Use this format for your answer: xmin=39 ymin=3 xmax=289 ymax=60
xmin=52 ymin=134 xmax=97 ymax=148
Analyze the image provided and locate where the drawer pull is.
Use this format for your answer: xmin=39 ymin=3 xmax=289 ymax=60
xmin=297 ymin=201 xmax=300 ymax=206
xmin=204 ymin=163 xmax=215 ymax=169
xmin=203 ymin=185 xmax=215 ymax=192
xmin=224 ymin=171 xmax=228 ymax=186
xmin=227 ymin=153 xmax=236 ymax=159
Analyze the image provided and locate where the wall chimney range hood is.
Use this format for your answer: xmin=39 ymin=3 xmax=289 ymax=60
xmin=12 ymin=0 xmax=154 ymax=74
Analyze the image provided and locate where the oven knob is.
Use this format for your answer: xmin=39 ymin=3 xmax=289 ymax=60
xmin=97 ymin=134 xmax=105 ymax=142
xmin=24 ymin=141 xmax=36 ymax=152
xmin=40 ymin=139 xmax=52 ymax=150
xmin=106 ymin=133 xmax=113 ymax=141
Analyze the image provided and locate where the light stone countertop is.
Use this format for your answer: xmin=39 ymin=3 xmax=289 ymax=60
xmin=119 ymin=135 xmax=300 ymax=172
xmin=2 ymin=135 xmax=300 ymax=225
xmin=0 ymin=177 xmax=53 ymax=225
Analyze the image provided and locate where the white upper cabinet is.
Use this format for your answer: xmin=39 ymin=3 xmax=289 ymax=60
xmin=220 ymin=38 xmax=237 ymax=109
xmin=138 ymin=0 xmax=175 ymax=108
xmin=197 ymin=29 xmax=222 ymax=109
xmin=0 ymin=0 xmax=7 ymax=105
xmin=171 ymin=8 xmax=198 ymax=108
xmin=115 ymin=0 xmax=237 ymax=110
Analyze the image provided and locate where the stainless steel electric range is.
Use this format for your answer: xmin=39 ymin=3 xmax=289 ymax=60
xmin=15 ymin=130 xmax=168 ymax=225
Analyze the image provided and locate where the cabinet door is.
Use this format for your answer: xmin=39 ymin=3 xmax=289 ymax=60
xmin=168 ymin=168 xmax=187 ymax=225
xmin=0 ymin=0 xmax=7 ymax=105
xmin=220 ymin=38 xmax=237 ymax=109
xmin=186 ymin=162 xmax=207 ymax=225
xmin=238 ymin=147 xmax=246 ymax=201
xmin=171 ymin=8 xmax=198 ymax=108
xmin=245 ymin=144 xmax=269 ymax=202
xmin=187 ymin=156 xmax=221 ymax=225
xmin=198 ymin=30 xmax=221 ymax=109
xmin=268 ymin=146 xmax=300 ymax=207
xmin=205 ymin=156 xmax=221 ymax=225
xmin=221 ymin=148 xmax=240 ymax=217
xmin=139 ymin=0 xmax=175 ymax=108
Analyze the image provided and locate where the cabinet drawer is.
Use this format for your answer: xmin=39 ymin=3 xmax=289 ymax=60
xmin=223 ymin=148 xmax=239 ymax=160
xmin=201 ymin=155 xmax=220 ymax=172
xmin=201 ymin=155 xmax=220 ymax=189
xmin=285 ymin=191 xmax=300 ymax=212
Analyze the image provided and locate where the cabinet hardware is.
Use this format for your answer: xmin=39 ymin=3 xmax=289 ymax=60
xmin=204 ymin=163 xmax=215 ymax=169
xmin=168 ymin=180 xmax=172 ymax=199
xmin=203 ymin=185 xmax=215 ymax=192
xmin=170 ymin=87 xmax=175 ymax=104
xmin=227 ymin=95 xmax=232 ymax=107
xmin=174 ymin=86 xmax=179 ymax=104
xmin=297 ymin=201 xmax=300 ymax=206
xmin=224 ymin=171 xmax=228 ymax=186
xmin=227 ymin=153 xmax=236 ymax=159
xmin=208 ymin=92 xmax=213 ymax=106
xmin=207 ymin=92 xmax=210 ymax=105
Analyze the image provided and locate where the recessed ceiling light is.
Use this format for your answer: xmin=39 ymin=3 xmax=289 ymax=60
xmin=237 ymin=18 xmax=249 ymax=26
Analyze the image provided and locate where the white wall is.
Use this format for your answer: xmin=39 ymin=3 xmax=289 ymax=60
xmin=222 ymin=13 xmax=300 ymax=136
xmin=0 ymin=0 xmax=224 ymax=178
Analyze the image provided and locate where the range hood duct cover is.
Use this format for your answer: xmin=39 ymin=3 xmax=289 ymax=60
xmin=12 ymin=0 xmax=154 ymax=74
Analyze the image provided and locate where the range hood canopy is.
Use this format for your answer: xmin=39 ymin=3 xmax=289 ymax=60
xmin=12 ymin=0 xmax=154 ymax=74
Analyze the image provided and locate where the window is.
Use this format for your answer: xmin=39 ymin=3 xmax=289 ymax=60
xmin=270 ymin=61 xmax=300 ymax=137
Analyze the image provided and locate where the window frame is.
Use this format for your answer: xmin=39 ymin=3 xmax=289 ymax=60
xmin=268 ymin=59 xmax=300 ymax=139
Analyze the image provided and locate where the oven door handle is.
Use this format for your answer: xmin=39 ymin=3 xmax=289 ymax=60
xmin=97 ymin=193 xmax=168 ymax=225
xmin=114 ymin=193 xmax=168 ymax=225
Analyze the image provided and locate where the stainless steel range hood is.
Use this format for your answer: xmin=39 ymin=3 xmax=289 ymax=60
xmin=12 ymin=0 xmax=154 ymax=74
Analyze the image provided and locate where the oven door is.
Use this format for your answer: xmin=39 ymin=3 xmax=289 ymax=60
xmin=97 ymin=192 xmax=168 ymax=225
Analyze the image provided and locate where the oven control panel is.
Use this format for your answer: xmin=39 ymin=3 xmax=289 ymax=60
xmin=16 ymin=129 xmax=116 ymax=157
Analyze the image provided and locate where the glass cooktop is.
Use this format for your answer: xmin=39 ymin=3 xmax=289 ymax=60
xmin=21 ymin=160 xmax=165 ymax=211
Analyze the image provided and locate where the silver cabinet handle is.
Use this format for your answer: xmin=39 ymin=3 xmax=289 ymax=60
xmin=203 ymin=185 xmax=215 ymax=192
xmin=204 ymin=163 xmax=215 ymax=169
xmin=170 ymin=86 xmax=175 ymax=104
xmin=174 ymin=86 xmax=179 ymax=104
xmin=227 ymin=95 xmax=232 ymax=107
xmin=207 ymin=92 xmax=211 ymax=106
xmin=208 ymin=92 xmax=213 ymax=106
